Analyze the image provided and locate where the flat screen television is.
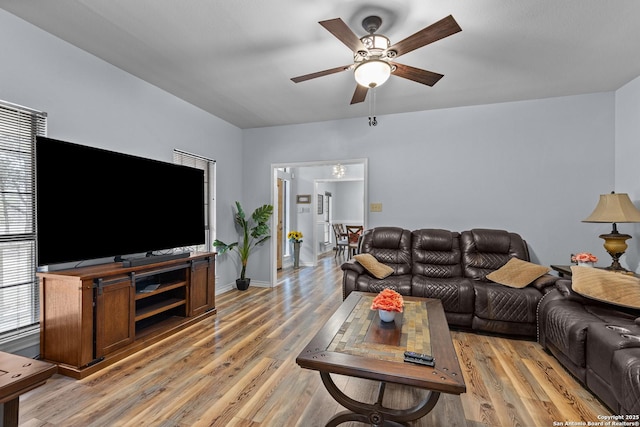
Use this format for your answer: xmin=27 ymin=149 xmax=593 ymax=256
xmin=35 ymin=136 xmax=205 ymax=266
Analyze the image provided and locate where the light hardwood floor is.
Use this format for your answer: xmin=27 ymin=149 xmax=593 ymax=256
xmin=19 ymin=254 xmax=611 ymax=426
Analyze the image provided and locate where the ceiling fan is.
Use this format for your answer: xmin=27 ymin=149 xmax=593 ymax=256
xmin=291 ymin=14 xmax=462 ymax=104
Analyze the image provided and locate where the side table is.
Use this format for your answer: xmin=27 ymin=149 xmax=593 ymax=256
xmin=1 ymin=351 xmax=56 ymax=427
xmin=550 ymin=265 xmax=573 ymax=277
xmin=551 ymin=264 xmax=640 ymax=278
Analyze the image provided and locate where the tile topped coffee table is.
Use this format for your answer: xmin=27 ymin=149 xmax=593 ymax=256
xmin=297 ymin=291 xmax=466 ymax=426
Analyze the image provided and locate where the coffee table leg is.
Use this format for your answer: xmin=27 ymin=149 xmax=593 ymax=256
xmin=3 ymin=397 xmax=19 ymax=427
xmin=320 ymin=372 xmax=441 ymax=426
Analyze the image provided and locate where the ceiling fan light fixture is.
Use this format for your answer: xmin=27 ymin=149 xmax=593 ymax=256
xmin=354 ymin=59 xmax=391 ymax=88
xmin=360 ymin=34 xmax=390 ymax=51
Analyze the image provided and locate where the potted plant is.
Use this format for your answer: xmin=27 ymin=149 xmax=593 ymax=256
xmin=213 ymin=201 xmax=273 ymax=290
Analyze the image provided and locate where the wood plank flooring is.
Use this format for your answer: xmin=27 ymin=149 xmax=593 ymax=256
xmin=18 ymin=254 xmax=612 ymax=426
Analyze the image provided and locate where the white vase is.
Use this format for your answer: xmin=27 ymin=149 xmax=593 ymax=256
xmin=378 ymin=309 xmax=396 ymax=322
xmin=577 ymin=261 xmax=594 ymax=267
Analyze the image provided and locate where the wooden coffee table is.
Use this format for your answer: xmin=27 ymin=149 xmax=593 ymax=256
xmin=297 ymin=291 xmax=466 ymax=426
xmin=1 ymin=351 xmax=56 ymax=427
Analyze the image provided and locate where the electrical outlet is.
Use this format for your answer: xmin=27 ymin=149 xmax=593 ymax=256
xmin=370 ymin=203 xmax=382 ymax=212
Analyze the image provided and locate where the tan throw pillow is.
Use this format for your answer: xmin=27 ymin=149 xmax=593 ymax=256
xmin=571 ymin=266 xmax=640 ymax=309
xmin=486 ymin=257 xmax=551 ymax=288
xmin=354 ymin=253 xmax=394 ymax=279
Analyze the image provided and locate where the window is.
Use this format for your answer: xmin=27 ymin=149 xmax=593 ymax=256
xmin=173 ymin=149 xmax=216 ymax=252
xmin=0 ymin=100 xmax=47 ymax=342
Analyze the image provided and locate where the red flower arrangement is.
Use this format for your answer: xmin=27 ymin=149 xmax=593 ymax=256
xmin=371 ymin=288 xmax=404 ymax=313
xmin=572 ymin=252 xmax=598 ymax=263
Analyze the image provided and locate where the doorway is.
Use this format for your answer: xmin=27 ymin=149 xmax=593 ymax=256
xmin=270 ymin=159 xmax=368 ymax=286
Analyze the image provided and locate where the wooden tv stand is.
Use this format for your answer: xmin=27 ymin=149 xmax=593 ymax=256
xmin=37 ymin=252 xmax=216 ymax=379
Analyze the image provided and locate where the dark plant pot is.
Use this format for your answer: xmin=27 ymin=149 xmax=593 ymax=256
xmin=236 ymin=278 xmax=251 ymax=291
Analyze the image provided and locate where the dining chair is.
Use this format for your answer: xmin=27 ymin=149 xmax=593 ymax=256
xmin=346 ymin=225 xmax=364 ymax=257
xmin=332 ymin=223 xmax=349 ymax=258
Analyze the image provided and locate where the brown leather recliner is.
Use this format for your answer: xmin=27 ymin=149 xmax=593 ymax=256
xmin=538 ymin=280 xmax=640 ymax=414
xmin=462 ymin=229 xmax=551 ymax=337
xmin=341 ymin=227 xmax=412 ymax=299
xmin=342 ymin=227 xmax=558 ymax=337
xmin=612 ymin=347 xmax=640 ymax=414
xmin=411 ymin=229 xmax=474 ymax=328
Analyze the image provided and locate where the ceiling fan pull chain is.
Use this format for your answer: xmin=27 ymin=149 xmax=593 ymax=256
xmin=369 ymin=87 xmax=378 ymax=126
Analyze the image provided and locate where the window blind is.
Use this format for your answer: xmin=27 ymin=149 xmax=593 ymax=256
xmin=173 ymin=149 xmax=216 ymax=252
xmin=0 ymin=100 xmax=47 ymax=341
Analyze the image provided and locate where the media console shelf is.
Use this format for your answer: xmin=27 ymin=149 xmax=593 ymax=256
xmin=37 ymin=252 xmax=215 ymax=379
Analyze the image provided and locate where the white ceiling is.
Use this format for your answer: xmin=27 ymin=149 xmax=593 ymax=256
xmin=2 ymin=1 xmax=640 ymax=129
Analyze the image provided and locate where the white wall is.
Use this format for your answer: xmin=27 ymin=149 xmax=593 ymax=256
xmin=244 ymin=92 xmax=616 ymax=281
xmin=333 ymin=180 xmax=365 ymax=224
xmin=615 ymin=75 xmax=640 ymax=272
xmin=0 ymin=9 xmax=244 ymax=289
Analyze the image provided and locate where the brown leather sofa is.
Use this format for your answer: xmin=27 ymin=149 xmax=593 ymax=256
xmin=342 ymin=227 xmax=558 ymax=338
xmin=538 ymin=280 xmax=640 ymax=414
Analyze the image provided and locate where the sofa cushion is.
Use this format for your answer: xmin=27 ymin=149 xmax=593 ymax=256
xmin=486 ymin=257 xmax=550 ymax=288
xmin=411 ymin=229 xmax=463 ymax=279
xmin=571 ymin=266 xmax=640 ymax=309
xmin=354 ymin=253 xmax=393 ymax=279
xmin=461 ymin=229 xmax=529 ymax=281
xmin=360 ymin=227 xmax=413 ymax=276
xmin=355 ymin=274 xmax=413 ymax=297
xmin=412 ymin=276 xmax=474 ymax=314
xmin=474 ymin=282 xmax=541 ymax=323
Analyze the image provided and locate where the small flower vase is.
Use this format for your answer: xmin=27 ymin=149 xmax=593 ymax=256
xmin=292 ymin=241 xmax=301 ymax=268
xmin=378 ymin=309 xmax=396 ymax=323
xmin=577 ymin=261 xmax=594 ymax=267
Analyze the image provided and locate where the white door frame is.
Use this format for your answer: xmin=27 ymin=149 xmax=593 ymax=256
xmin=270 ymin=158 xmax=368 ymax=286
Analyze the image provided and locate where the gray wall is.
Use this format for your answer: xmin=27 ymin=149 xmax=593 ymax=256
xmin=243 ymin=92 xmax=616 ymax=281
xmin=333 ymin=180 xmax=365 ymax=224
xmin=615 ymin=75 xmax=640 ymax=272
xmin=0 ymin=9 xmax=244 ymax=288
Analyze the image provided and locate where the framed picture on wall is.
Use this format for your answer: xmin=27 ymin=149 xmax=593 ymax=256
xmin=317 ymin=194 xmax=323 ymax=214
xmin=297 ymin=194 xmax=311 ymax=204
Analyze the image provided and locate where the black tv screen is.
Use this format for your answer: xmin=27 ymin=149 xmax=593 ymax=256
xmin=35 ymin=137 xmax=205 ymax=266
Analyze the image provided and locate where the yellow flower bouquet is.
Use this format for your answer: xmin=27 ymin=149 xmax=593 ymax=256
xmin=287 ymin=231 xmax=303 ymax=243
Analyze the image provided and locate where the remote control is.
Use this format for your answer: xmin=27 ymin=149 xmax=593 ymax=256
xmin=404 ymin=355 xmax=435 ymax=367
xmin=404 ymin=351 xmax=433 ymax=361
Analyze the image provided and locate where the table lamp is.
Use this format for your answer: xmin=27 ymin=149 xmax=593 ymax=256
xmin=583 ymin=192 xmax=640 ymax=271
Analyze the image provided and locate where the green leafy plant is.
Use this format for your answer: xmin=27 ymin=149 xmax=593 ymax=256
xmin=213 ymin=201 xmax=274 ymax=280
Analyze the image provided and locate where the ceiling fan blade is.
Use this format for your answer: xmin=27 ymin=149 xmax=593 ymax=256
xmin=391 ymin=63 xmax=444 ymax=86
xmin=291 ymin=65 xmax=351 ymax=83
xmin=319 ymin=18 xmax=367 ymax=52
xmin=388 ymin=15 xmax=461 ymax=58
xmin=350 ymin=85 xmax=368 ymax=104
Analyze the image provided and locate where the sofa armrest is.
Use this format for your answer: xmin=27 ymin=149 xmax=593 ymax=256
xmin=531 ymin=273 xmax=559 ymax=292
xmin=554 ymin=279 xmax=592 ymax=304
xmin=341 ymin=259 xmax=365 ymax=275
xmin=342 ymin=260 xmax=365 ymax=300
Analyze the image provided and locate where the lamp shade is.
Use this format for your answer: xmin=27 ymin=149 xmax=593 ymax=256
xmin=354 ymin=60 xmax=391 ymax=88
xmin=583 ymin=193 xmax=640 ymax=223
